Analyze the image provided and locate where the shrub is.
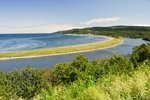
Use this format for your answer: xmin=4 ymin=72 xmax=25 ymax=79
xmin=131 ymin=43 xmax=150 ymax=67
xmin=71 ymin=55 xmax=89 ymax=71
xmin=85 ymin=60 xmax=103 ymax=80
xmin=99 ymin=54 xmax=134 ymax=75
xmin=53 ymin=63 xmax=77 ymax=84
xmin=9 ymin=67 xmax=46 ymax=99
xmin=0 ymin=71 xmax=14 ymax=100
xmin=41 ymin=68 xmax=57 ymax=86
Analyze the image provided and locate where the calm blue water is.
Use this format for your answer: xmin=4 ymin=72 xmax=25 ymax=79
xmin=0 ymin=34 xmax=149 ymax=71
xmin=0 ymin=33 xmax=107 ymax=52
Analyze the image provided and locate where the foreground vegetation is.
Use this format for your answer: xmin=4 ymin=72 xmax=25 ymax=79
xmin=39 ymin=65 xmax=150 ymax=100
xmin=62 ymin=26 xmax=150 ymax=41
xmin=0 ymin=38 xmax=121 ymax=59
xmin=0 ymin=43 xmax=150 ymax=100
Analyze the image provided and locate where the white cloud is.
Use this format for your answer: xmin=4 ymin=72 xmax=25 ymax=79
xmin=84 ymin=17 xmax=122 ymax=25
xmin=0 ymin=24 xmax=79 ymax=33
xmin=0 ymin=17 xmax=123 ymax=33
xmin=134 ymin=24 xmax=150 ymax=26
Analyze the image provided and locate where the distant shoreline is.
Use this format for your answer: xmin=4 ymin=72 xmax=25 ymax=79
xmin=0 ymin=34 xmax=123 ymax=60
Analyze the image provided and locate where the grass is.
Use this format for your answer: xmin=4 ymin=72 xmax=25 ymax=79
xmin=0 ymin=38 xmax=122 ymax=59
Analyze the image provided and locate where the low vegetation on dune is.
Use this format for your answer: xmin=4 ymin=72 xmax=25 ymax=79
xmin=0 ymin=43 xmax=150 ymax=100
xmin=0 ymin=38 xmax=122 ymax=59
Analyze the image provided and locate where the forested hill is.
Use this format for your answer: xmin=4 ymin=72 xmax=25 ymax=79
xmin=62 ymin=26 xmax=150 ymax=41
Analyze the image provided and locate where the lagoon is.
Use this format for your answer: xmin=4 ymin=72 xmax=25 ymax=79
xmin=0 ymin=37 xmax=149 ymax=71
xmin=0 ymin=33 xmax=108 ymax=52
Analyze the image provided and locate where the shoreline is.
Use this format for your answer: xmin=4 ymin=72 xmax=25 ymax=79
xmin=0 ymin=38 xmax=123 ymax=61
xmin=65 ymin=33 xmax=112 ymax=39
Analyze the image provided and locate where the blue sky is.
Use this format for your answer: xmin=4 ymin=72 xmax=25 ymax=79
xmin=0 ymin=0 xmax=150 ymax=33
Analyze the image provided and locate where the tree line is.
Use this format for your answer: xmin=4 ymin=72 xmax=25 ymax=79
xmin=62 ymin=26 xmax=150 ymax=41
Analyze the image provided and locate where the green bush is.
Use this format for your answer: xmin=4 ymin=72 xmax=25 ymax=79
xmin=71 ymin=55 xmax=99 ymax=81
xmin=98 ymin=54 xmax=134 ymax=75
xmin=84 ymin=60 xmax=102 ymax=80
xmin=10 ymin=67 xmax=46 ymax=99
xmin=110 ymin=54 xmax=134 ymax=74
xmin=0 ymin=71 xmax=14 ymax=100
xmin=71 ymin=55 xmax=89 ymax=71
xmin=131 ymin=43 xmax=150 ymax=67
xmin=41 ymin=68 xmax=57 ymax=86
xmin=53 ymin=63 xmax=77 ymax=84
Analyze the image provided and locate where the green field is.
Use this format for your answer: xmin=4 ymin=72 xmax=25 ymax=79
xmin=0 ymin=38 xmax=122 ymax=59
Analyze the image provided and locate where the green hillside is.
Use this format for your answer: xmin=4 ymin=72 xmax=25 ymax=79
xmin=62 ymin=26 xmax=150 ymax=41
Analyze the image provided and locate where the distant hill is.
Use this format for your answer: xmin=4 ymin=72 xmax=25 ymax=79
xmin=61 ymin=26 xmax=150 ymax=41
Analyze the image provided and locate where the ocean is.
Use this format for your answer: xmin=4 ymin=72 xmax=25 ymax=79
xmin=0 ymin=33 xmax=107 ymax=52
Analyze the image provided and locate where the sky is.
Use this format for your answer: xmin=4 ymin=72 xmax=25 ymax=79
xmin=0 ymin=0 xmax=150 ymax=33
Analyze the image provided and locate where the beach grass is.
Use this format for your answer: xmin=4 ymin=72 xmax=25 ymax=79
xmin=0 ymin=38 xmax=122 ymax=59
